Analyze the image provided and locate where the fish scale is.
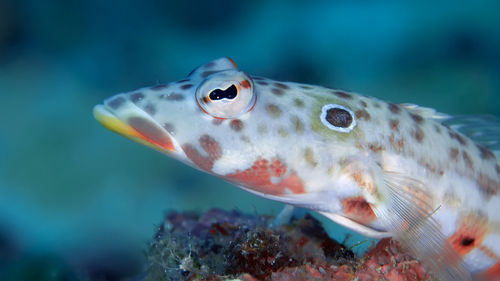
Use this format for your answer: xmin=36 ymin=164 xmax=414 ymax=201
xmin=94 ymin=57 xmax=500 ymax=280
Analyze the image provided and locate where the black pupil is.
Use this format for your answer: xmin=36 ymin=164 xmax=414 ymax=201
xmin=209 ymin=85 xmax=238 ymax=100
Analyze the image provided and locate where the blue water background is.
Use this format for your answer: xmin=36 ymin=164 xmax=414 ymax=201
xmin=0 ymin=0 xmax=499 ymax=279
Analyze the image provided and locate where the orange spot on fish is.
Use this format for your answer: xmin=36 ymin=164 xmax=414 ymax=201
xmin=448 ymin=213 xmax=487 ymax=257
xmin=341 ymin=196 xmax=376 ymax=224
xmin=127 ymin=117 xmax=175 ymax=151
xmin=182 ymin=135 xmax=222 ymax=171
xmin=227 ymin=57 xmax=238 ymax=68
xmin=225 ymin=157 xmax=305 ymax=195
xmin=240 ymin=80 xmax=251 ymax=89
xmin=475 ymin=261 xmax=500 ymax=281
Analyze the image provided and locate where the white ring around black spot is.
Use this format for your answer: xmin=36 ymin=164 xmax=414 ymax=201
xmin=320 ymin=104 xmax=357 ymax=133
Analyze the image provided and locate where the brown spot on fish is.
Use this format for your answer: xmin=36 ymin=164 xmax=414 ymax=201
xmin=212 ymin=118 xmax=223 ymax=126
xmin=389 ymin=134 xmax=405 ymax=152
xmin=496 ymin=164 xmax=500 ymax=176
xmin=201 ymin=70 xmax=217 ymax=78
xmin=300 ymin=85 xmax=312 ymax=90
xmin=478 ymin=173 xmax=500 ymax=197
xmin=369 ymin=143 xmax=385 ymax=153
xmin=388 ymin=103 xmax=400 ymax=114
xmin=449 ymin=130 xmax=467 ymax=146
xmin=294 ymin=98 xmax=304 ymax=108
xmin=176 ymin=79 xmax=190 ymax=84
xmin=130 ymin=92 xmax=144 ymax=103
xmin=278 ymin=127 xmax=288 ymax=138
xmin=274 ymin=82 xmax=289 ymax=90
xmin=107 ymin=96 xmax=125 ymax=109
xmin=304 ymin=147 xmax=317 ymax=167
xmin=332 ymin=91 xmax=352 ymax=99
xmin=204 ymin=61 xmax=215 ymax=68
xmin=341 ymin=196 xmax=376 ymax=224
xmin=271 ymin=87 xmax=284 ymax=96
xmin=144 ymin=104 xmax=156 ymax=116
xmin=477 ymin=144 xmax=495 ymax=160
xmin=162 ymin=93 xmax=184 ymax=101
xmin=351 ymin=172 xmax=376 ymax=195
xmin=462 ymin=151 xmax=473 ymax=169
xmin=256 ymin=80 xmax=269 ymax=86
xmin=373 ymin=102 xmax=381 ymax=108
xmin=151 ymin=84 xmax=168 ymax=91
xmin=450 ymin=148 xmax=459 ymax=160
xmin=182 ymin=135 xmax=222 ymax=172
xmin=291 ymin=116 xmax=304 ymax=133
xmin=360 ymin=100 xmax=367 ymax=108
xmin=389 ymin=119 xmax=399 ymax=132
xmin=434 ymin=124 xmax=442 ymax=134
xmin=355 ymin=109 xmax=371 ymax=121
xmin=180 ymin=84 xmax=193 ymax=90
xmin=266 ymin=104 xmax=282 ymax=118
xmin=411 ymin=126 xmax=425 ymax=143
xmin=409 ymin=113 xmax=424 ymax=124
xmin=449 ymin=213 xmax=487 ymax=256
xmin=230 ymin=119 xmax=244 ymax=132
xmin=325 ymin=107 xmax=353 ymax=128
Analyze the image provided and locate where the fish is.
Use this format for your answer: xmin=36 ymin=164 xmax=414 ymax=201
xmin=94 ymin=57 xmax=500 ymax=280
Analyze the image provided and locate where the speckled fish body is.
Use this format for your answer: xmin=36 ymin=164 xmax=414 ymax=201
xmin=94 ymin=58 xmax=500 ymax=280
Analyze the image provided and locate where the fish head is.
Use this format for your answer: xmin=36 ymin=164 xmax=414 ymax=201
xmin=94 ymin=57 xmax=364 ymax=196
xmin=93 ymin=58 xmax=262 ymax=171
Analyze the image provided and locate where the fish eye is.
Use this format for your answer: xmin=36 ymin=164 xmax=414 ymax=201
xmin=320 ymin=104 xmax=357 ymax=133
xmin=196 ymin=70 xmax=256 ymax=119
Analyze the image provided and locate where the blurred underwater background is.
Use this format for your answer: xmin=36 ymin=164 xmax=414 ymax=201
xmin=1 ymin=0 xmax=500 ymax=280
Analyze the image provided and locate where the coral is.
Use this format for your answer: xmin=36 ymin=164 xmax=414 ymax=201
xmin=144 ymin=209 xmax=434 ymax=281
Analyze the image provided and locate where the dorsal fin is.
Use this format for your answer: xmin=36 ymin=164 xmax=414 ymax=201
xmin=443 ymin=115 xmax=500 ymax=155
xmin=399 ymin=103 xmax=450 ymax=121
xmin=187 ymin=57 xmax=238 ymax=79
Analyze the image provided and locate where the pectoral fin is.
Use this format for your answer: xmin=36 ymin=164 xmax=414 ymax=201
xmin=318 ymin=211 xmax=391 ymax=239
xmin=375 ymin=171 xmax=472 ymax=281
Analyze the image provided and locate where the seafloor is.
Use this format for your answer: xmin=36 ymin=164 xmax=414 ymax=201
xmin=144 ymin=209 xmax=433 ymax=281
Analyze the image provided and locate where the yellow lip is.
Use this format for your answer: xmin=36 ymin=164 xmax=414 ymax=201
xmin=93 ymin=104 xmax=175 ymax=152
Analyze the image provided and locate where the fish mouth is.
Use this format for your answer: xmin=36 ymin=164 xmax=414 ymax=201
xmin=93 ymin=100 xmax=178 ymax=153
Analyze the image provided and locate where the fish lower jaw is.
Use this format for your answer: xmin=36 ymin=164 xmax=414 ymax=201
xmin=93 ymin=103 xmax=183 ymax=156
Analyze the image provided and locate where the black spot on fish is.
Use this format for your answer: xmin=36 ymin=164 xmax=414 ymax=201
xmin=477 ymin=144 xmax=495 ymax=160
xmin=151 ymin=84 xmax=169 ymax=91
xmin=410 ymin=113 xmax=424 ymax=124
xmin=326 ymin=107 xmax=353 ymax=128
xmin=332 ymin=91 xmax=352 ymax=99
xmin=355 ymin=109 xmax=371 ymax=121
xmin=271 ymin=88 xmax=284 ymax=96
xmin=274 ymin=82 xmax=289 ymax=90
xmin=108 ymin=97 xmax=125 ymax=109
xmin=180 ymin=84 xmax=193 ymax=90
xmin=130 ymin=92 xmax=144 ymax=104
xmin=388 ymin=103 xmax=400 ymax=114
xmin=201 ymin=70 xmax=217 ymax=78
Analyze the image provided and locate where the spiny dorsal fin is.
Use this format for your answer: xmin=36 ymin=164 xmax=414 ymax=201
xmin=375 ymin=171 xmax=472 ymax=281
xmin=443 ymin=115 xmax=500 ymax=156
